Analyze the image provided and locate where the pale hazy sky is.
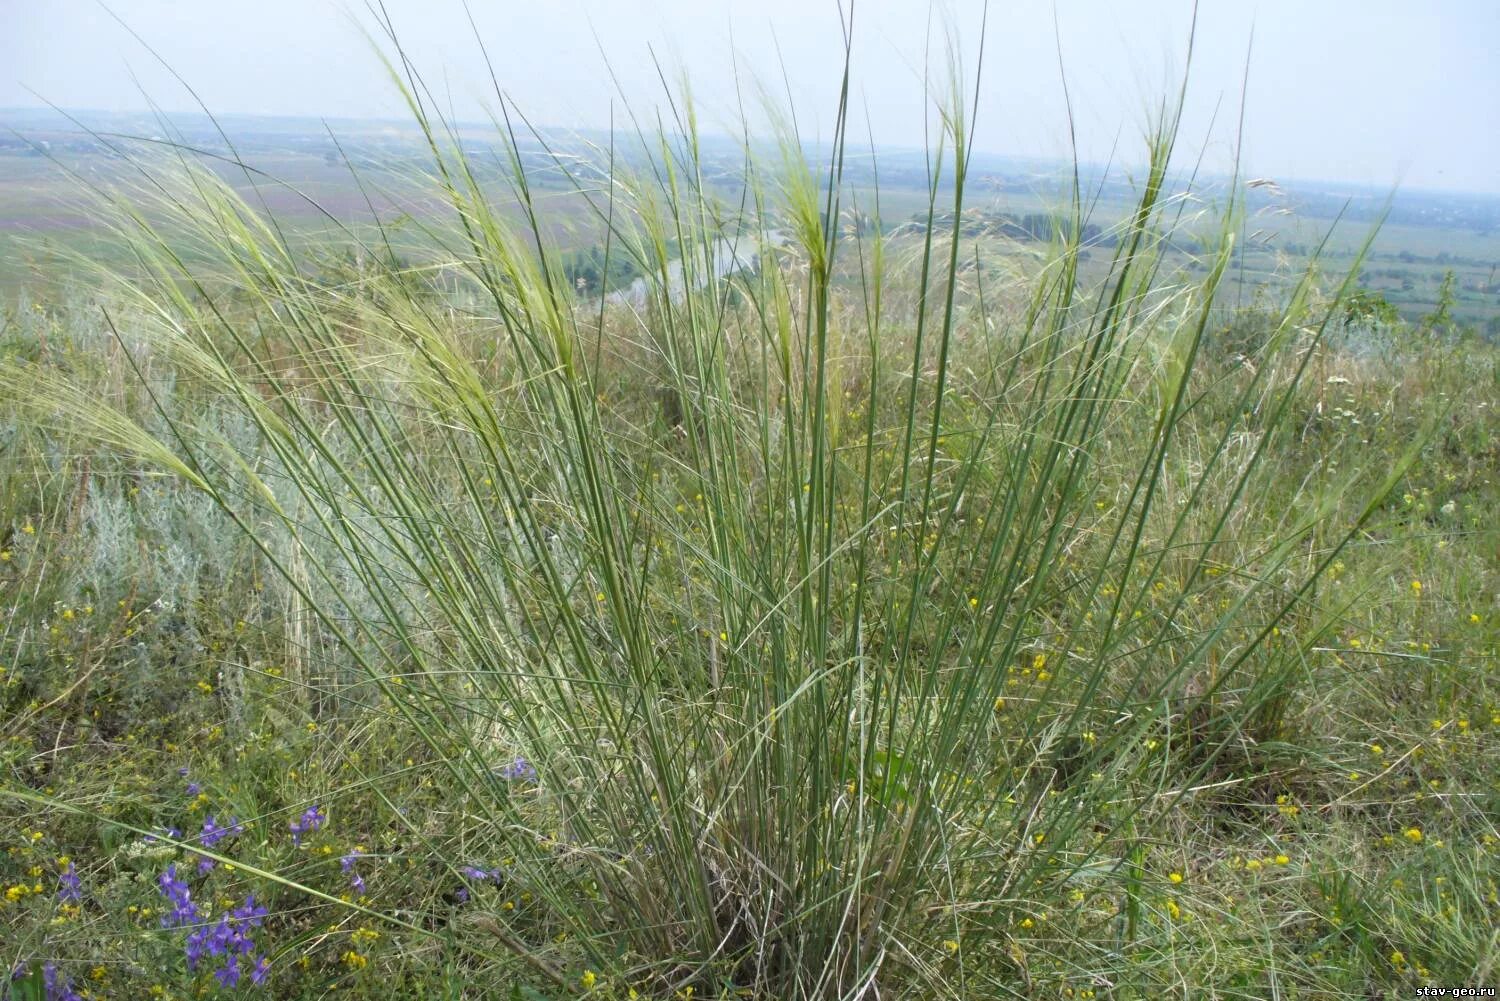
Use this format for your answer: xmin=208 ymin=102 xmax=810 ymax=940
xmin=2 ymin=0 xmax=1496 ymax=194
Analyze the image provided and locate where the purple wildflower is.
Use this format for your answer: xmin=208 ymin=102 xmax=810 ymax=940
xmin=498 ymin=757 xmax=538 ymax=783
xmin=186 ymin=781 xmax=202 ymax=796
xmin=214 ymin=956 xmax=242 ymax=988
xmin=199 ymin=815 xmax=243 ymax=849
xmin=340 ymin=849 xmax=367 ymax=895
xmin=288 ymin=806 xmax=325 ymax=846
xmin=234 ymin=894 xmax=269 ymax=923
xmin=456 ymin=863 xmax=504 ymax=901
xmin=193 ymin=815 xmax=243 ymax=874
xmin=157 ymin=864 xmax=200 ymax=928
xmin=184 ymin=894 xmax=268 ymax=987
xmin=56 ymin=862 xmax=82 ymax=903
xmin=43 ymin=962 xmax=83 ymax=1001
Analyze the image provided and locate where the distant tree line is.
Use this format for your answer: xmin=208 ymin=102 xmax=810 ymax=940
xmin=562 ymin=246 xmax=643 ymax=295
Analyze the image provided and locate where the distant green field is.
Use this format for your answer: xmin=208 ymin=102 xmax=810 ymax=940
xmin=0 ymin=145 xmax=604 ymax=300
xmin=6 ymin=139 xmax=1498 ymax=333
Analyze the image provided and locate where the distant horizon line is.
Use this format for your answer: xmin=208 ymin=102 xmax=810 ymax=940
xmin=3 ymin=104 xmax=1496 ymax=203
